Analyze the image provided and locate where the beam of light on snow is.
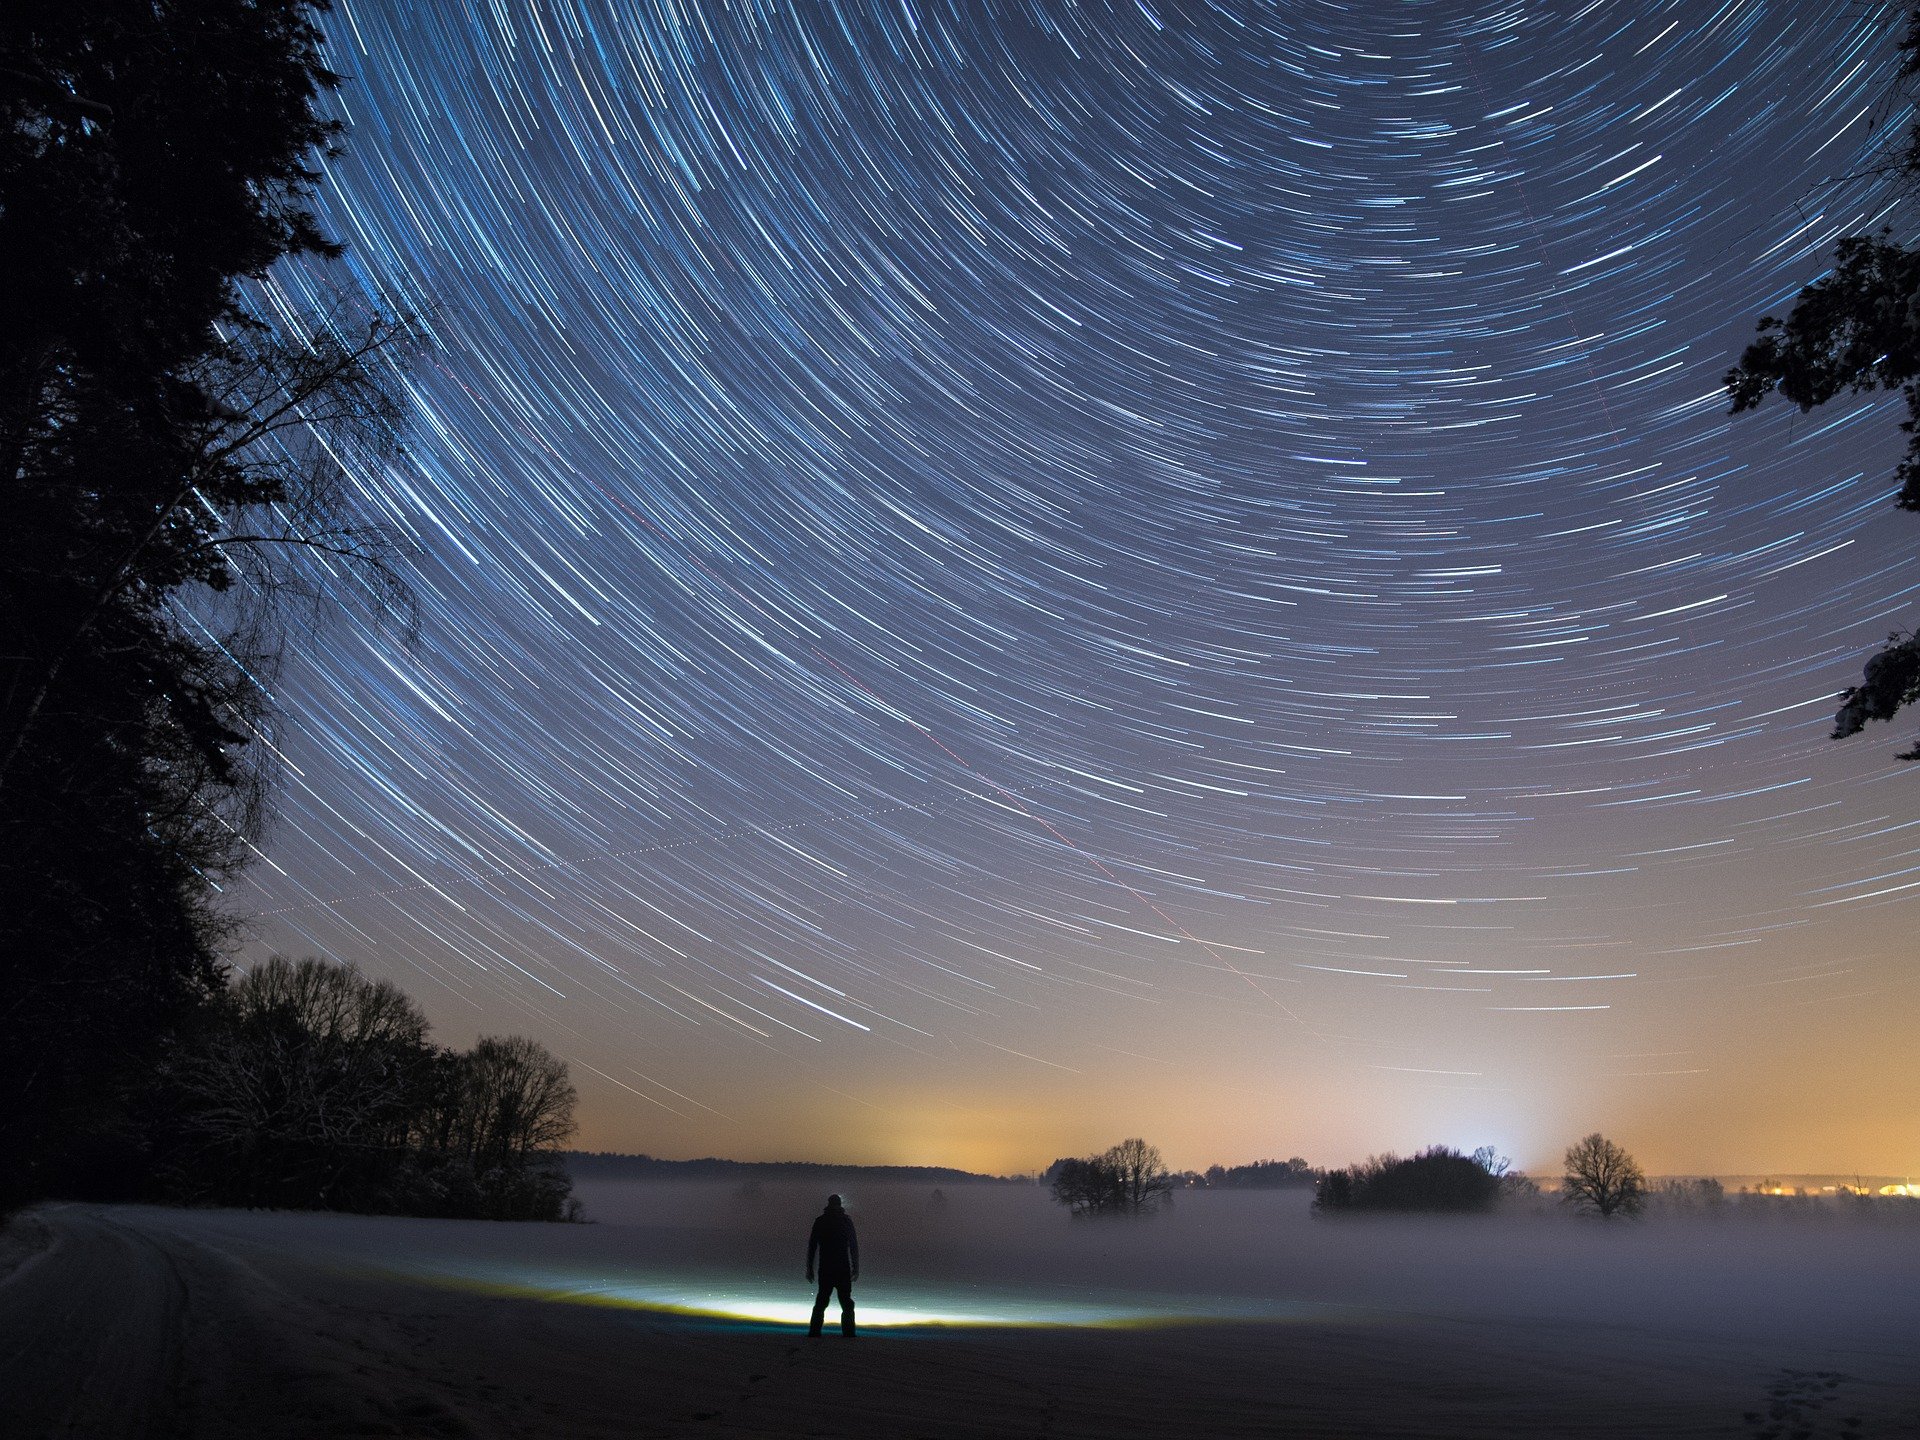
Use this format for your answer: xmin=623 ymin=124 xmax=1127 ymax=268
xmin=377 ymin=1261 xmax=1350 ymax=1331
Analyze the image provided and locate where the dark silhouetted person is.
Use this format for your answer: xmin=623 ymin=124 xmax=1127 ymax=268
xmin=806 ymin=1193 xmax=859 ymax=1337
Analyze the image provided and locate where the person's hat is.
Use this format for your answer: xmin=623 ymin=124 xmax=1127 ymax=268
xmin=826 ymin=1193 xmax=844 ymax=1209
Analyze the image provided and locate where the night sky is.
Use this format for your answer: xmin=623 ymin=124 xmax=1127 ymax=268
xmin=242 ymin=0 xmax=1918 ymax=1177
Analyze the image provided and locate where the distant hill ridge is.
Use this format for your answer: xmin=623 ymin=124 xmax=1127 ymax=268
xmin=562 ymin=1151 xmax=1019 ymax=1184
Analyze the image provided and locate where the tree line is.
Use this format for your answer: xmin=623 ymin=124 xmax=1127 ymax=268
xmin=1 ymin=1 xmax=421 ymax=1208
xmin=1313 ymin=1134 xmax=1646 ymax=1217
xmin=1048 ymin=1133 xmax=1653 ymax=1220
xmin=1203 ymin=1157 xmax=1318 ymax=1189
xmin=151 ymin=956 xmax=578 ymax=1219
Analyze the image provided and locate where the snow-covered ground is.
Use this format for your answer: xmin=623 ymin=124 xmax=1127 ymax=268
xmin=2 ymin=1180 xmax=1915 ymax=1436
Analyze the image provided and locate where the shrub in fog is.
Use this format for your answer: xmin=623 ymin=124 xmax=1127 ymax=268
xmin=1497 ymin=1170 xmax=1546 ymax=1213
xmin=1467 ymin=1146 xmax=1547 ymax=1213
xmin=1203 ymin=1157 xmax=1318 ymax=1189
xmin=1650 ymin=1177 xmax=1726 ymax=1218
xmin=1314 ymin=1146 xmax=1503 ymax=1214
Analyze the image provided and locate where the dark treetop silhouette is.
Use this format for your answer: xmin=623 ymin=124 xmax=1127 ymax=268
xmin=1722 ymin=6 xmax=1920 ymax=757
xmin=805 ymin=1193 xmax=860 ymax=1338
xmin=0 ymin=0 xmax=412 ymax=1210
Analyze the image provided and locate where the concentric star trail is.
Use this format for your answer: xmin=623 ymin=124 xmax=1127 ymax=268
xmin=239 ymin=0 xmax=1919 ymax=1173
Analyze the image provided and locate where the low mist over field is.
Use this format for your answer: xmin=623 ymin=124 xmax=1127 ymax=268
xmin=565 ymin=1177 xmax=1920 ymax=1344
xmin=15 ymin=1178 xmax=1912 ymax=1436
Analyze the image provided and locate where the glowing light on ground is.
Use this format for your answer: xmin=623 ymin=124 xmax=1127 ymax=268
xmin=379 ymin=1261 xmax=1342 ymax=1331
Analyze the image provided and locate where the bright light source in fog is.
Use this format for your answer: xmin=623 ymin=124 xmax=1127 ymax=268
xmin=394 ymin=1262 xmax=1329 ymax=1331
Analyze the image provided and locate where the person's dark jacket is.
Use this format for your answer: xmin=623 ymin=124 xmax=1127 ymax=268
xmin=807 ymin=1208 xmax=859 ymax=1278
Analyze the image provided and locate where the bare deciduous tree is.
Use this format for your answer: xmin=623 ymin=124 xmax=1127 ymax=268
xmin=1562 ymin=1132 xmax=1647 ymax=1219
xmin=1047 ymin=1156 xmax=1110 ymax=1216
xmin=1653 ymin=1177 xmax=1726 ymax=1216
xmin=1048 ymin=1137 xmax=1173 ymax=1217
xmin=168 ymin=956 xmax=431 ymax=1207
xmin=164 ymin=957 xmax=580 ymax=1219
xmin=458 ymin=1034 xmax=578 ymax=1178
xmin=1105 ymin=1137 xmax=1174 ymax=1213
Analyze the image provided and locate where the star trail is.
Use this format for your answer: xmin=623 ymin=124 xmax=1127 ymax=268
xmin=241 ymin=0 xmax=1918 ymax=1174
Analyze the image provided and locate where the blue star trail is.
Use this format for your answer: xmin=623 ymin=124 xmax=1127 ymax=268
xmin=238 ymin=0 xmax=1917 ymax=1164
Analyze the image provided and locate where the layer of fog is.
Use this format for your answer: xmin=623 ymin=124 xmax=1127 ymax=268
xmin=552 ymin=1179 xmax=1920 ymax=1349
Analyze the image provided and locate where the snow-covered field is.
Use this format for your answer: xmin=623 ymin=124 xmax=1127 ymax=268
xmin=2 ymin=1180 xmax=1916 ymax=1436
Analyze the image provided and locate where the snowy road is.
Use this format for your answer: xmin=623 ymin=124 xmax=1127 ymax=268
xmin=0 ymin=1208 xmax=190 ymax=1438
xmin=0 ymin=1205 xmax=482 ymax=1439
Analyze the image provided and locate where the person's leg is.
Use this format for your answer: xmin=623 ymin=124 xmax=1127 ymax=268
xmin=809 ymin=1280 xmax=832 ymax=1336
xmin=837 ymin=1278 xmax=855 ymax=1336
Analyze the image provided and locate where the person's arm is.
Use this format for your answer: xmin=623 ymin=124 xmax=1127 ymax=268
xmin=806 ymin=1217 xmax=820 ymax=1280
xmin=849 ymin=1221 xmax=860 ymax=1280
